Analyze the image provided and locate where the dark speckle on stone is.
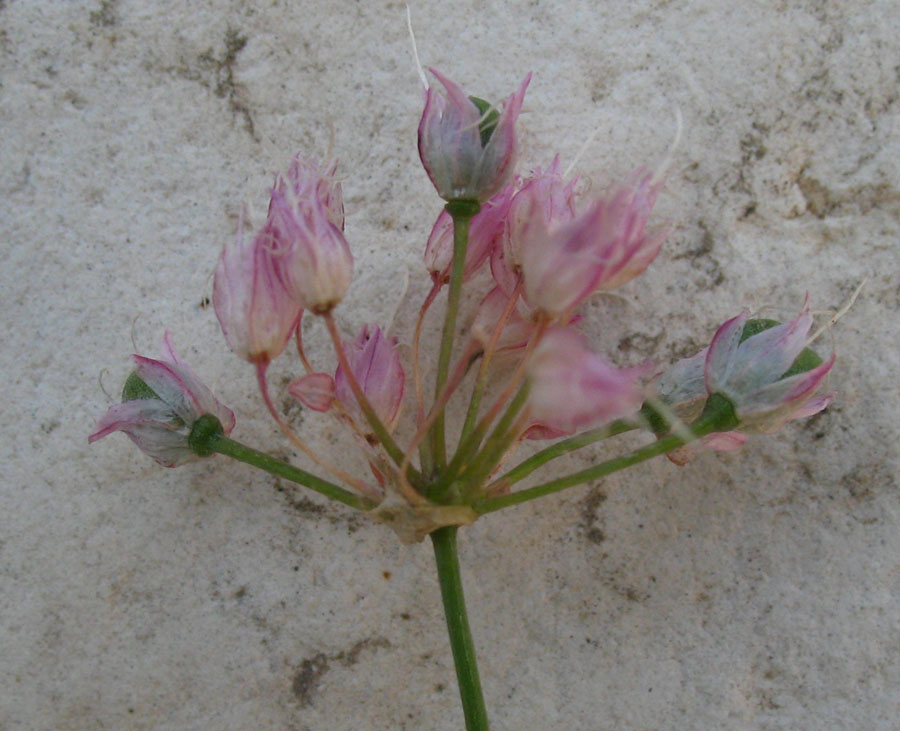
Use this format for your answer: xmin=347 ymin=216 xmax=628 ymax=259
xmin=291 ymin=638 xmax=390 ymax=706
xmin=89 ymin=0 xmax=118 ymax=28
xmin=292 ymin=653 xmax=329 ymax=707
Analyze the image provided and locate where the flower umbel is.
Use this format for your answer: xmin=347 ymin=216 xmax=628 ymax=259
xmin=89 ymin=334 xmax=235 ymax=467
xmin=92 ymin=57 xmax=849 ymax=731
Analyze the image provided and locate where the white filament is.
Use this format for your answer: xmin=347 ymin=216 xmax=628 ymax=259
xmin=406 ymin=5 xmax=428 ymax=90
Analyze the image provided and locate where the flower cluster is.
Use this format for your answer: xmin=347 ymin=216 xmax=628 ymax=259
xmin=88 ymin=59 xmax=843 ymax=730
xmin=91 ymin=68 xmax=836 ymax=540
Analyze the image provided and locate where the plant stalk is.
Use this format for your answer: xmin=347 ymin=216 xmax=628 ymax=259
xmin=431 ymin=525 xmax=490 ymax=731
xmin=474 ymin=395 xmax=739 ymax=513
xmin=430 ymin=199 xmax=480 ymax=470
xmin=211 ymin=433 xmax=373 ymax=511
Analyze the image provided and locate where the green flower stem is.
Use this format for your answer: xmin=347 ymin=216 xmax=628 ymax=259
xmin=430 ymin=384 xmax=529 ymax=501
xmin=194 ymin=421 xmax=374 ymax=511
xmin=431 ymin=526 xmax=490 ymax=731
xmin=430 ymin=199 xmax=480 ymax=470
xmin=473 ymin=395 xmax=739 ymax=514
xmin=459 ymin=385 xmax=531 ymax=496
xmin=490 ymin=420 xmax=637 ymax=490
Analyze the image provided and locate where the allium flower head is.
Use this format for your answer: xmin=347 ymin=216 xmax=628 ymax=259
xmin=704 ymin=298 xmax=835 ymax=433
xmin=267 ymin=164 xmax=354 ymax=314
xmin=526 ymin=327 xmax=649 ymax=433
xmin=418 ymin=68 xmax=530 ymax=202
xmin=335 ymin=324 xmax=405 ymax=434
xmin=424 ymin=183 xmax=515 ymax=284
xmin=213 ymin=219 xmax=302 ymax=364
xmin=519 ymin=169 xmax=667 ymax=316
xmin=89 ymin=334 xmax=235 ymax=467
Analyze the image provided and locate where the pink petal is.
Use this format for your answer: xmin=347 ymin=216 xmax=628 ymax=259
xmin=704 ymin=310 xmax=749 ymax=393
xmin=289 ymin=372 xmax=336 ymax=412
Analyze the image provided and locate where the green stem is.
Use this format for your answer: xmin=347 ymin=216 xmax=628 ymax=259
xmin=492 ymin=420 xmax=636 ymax=490
xmin=459 ymin=385 xmax=530 ymax=495
xmin=430 ymin=385 xmax=528 ymax=501
xmin=473 ymin=395 xmax=739 ymax=514
xmin=431 ymin=526 xmax=489 ymax=731
xmin=195 ymin=422 xmax=373 ymax=511
xmin=430 ymin=199 xmax=480 ymax=470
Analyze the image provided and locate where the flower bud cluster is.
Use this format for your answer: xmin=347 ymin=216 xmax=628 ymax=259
xmin=213 ymin=156 xmax=353 ymax=365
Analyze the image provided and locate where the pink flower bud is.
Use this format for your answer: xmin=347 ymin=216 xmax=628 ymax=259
xmin=519 ymin=170 xmax=666 ymax=316
xmin=424 ymin=184 xmax=515 ymax=284
xmin=418 ymin=68 xmax=530 ymax=202
xmin=335 ymin=324 xmax=405 ymax=434
xmin=213 ymin=221 xmax=302 ymax=364
xmin=704 ymin=298 xmax=835 ymax=433
xmin=289 ymin=372 xmax=336 ymax=412
xmin=526 ymin=327 xmax=649 ymax=433
xmin=89 ymin=335 xmax=236 ymax=467
xmin=267 ymin=159 xmax=353 ymax=314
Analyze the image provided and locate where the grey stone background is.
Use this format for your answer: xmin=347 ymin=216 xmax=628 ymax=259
xmin=2 ymin=0 xmax=898 ymax=728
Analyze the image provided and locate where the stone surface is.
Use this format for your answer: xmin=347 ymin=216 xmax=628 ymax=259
xmin=1 ymin=1 xmax=898 ymax=728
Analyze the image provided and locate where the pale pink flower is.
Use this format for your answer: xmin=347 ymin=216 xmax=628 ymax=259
xmin=289 ymin=372 xmax=336 ymax=413
xmin=652 ymin=298 xmax=835 ymax=463
xmin=213 ymin=221 xmax=302 ymax=364
xmin=424 ymin=184 xmax=515 ymax=284
xmin=418 ymin=68 xmax=530 ymax=202
xmin=704 ymin=298 xmax=835 ymax=433
xmin=526 ymin=327 xmax=649 ymax=433
xmin=335 ymin=324 xmax=405 ymax=434
xmin=267 ymin=161 xmax=353 ymax=314
xmin=519 ymin=170 xmax=667 ymax=316
xmin=492 ymin=157 xmax=578 ymax=295
xmin=89 ymin=334 xmax=235 ymax=467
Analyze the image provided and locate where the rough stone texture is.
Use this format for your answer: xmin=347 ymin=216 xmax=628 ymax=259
xmin=2 ymin=1 xmax=898 ymax=729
